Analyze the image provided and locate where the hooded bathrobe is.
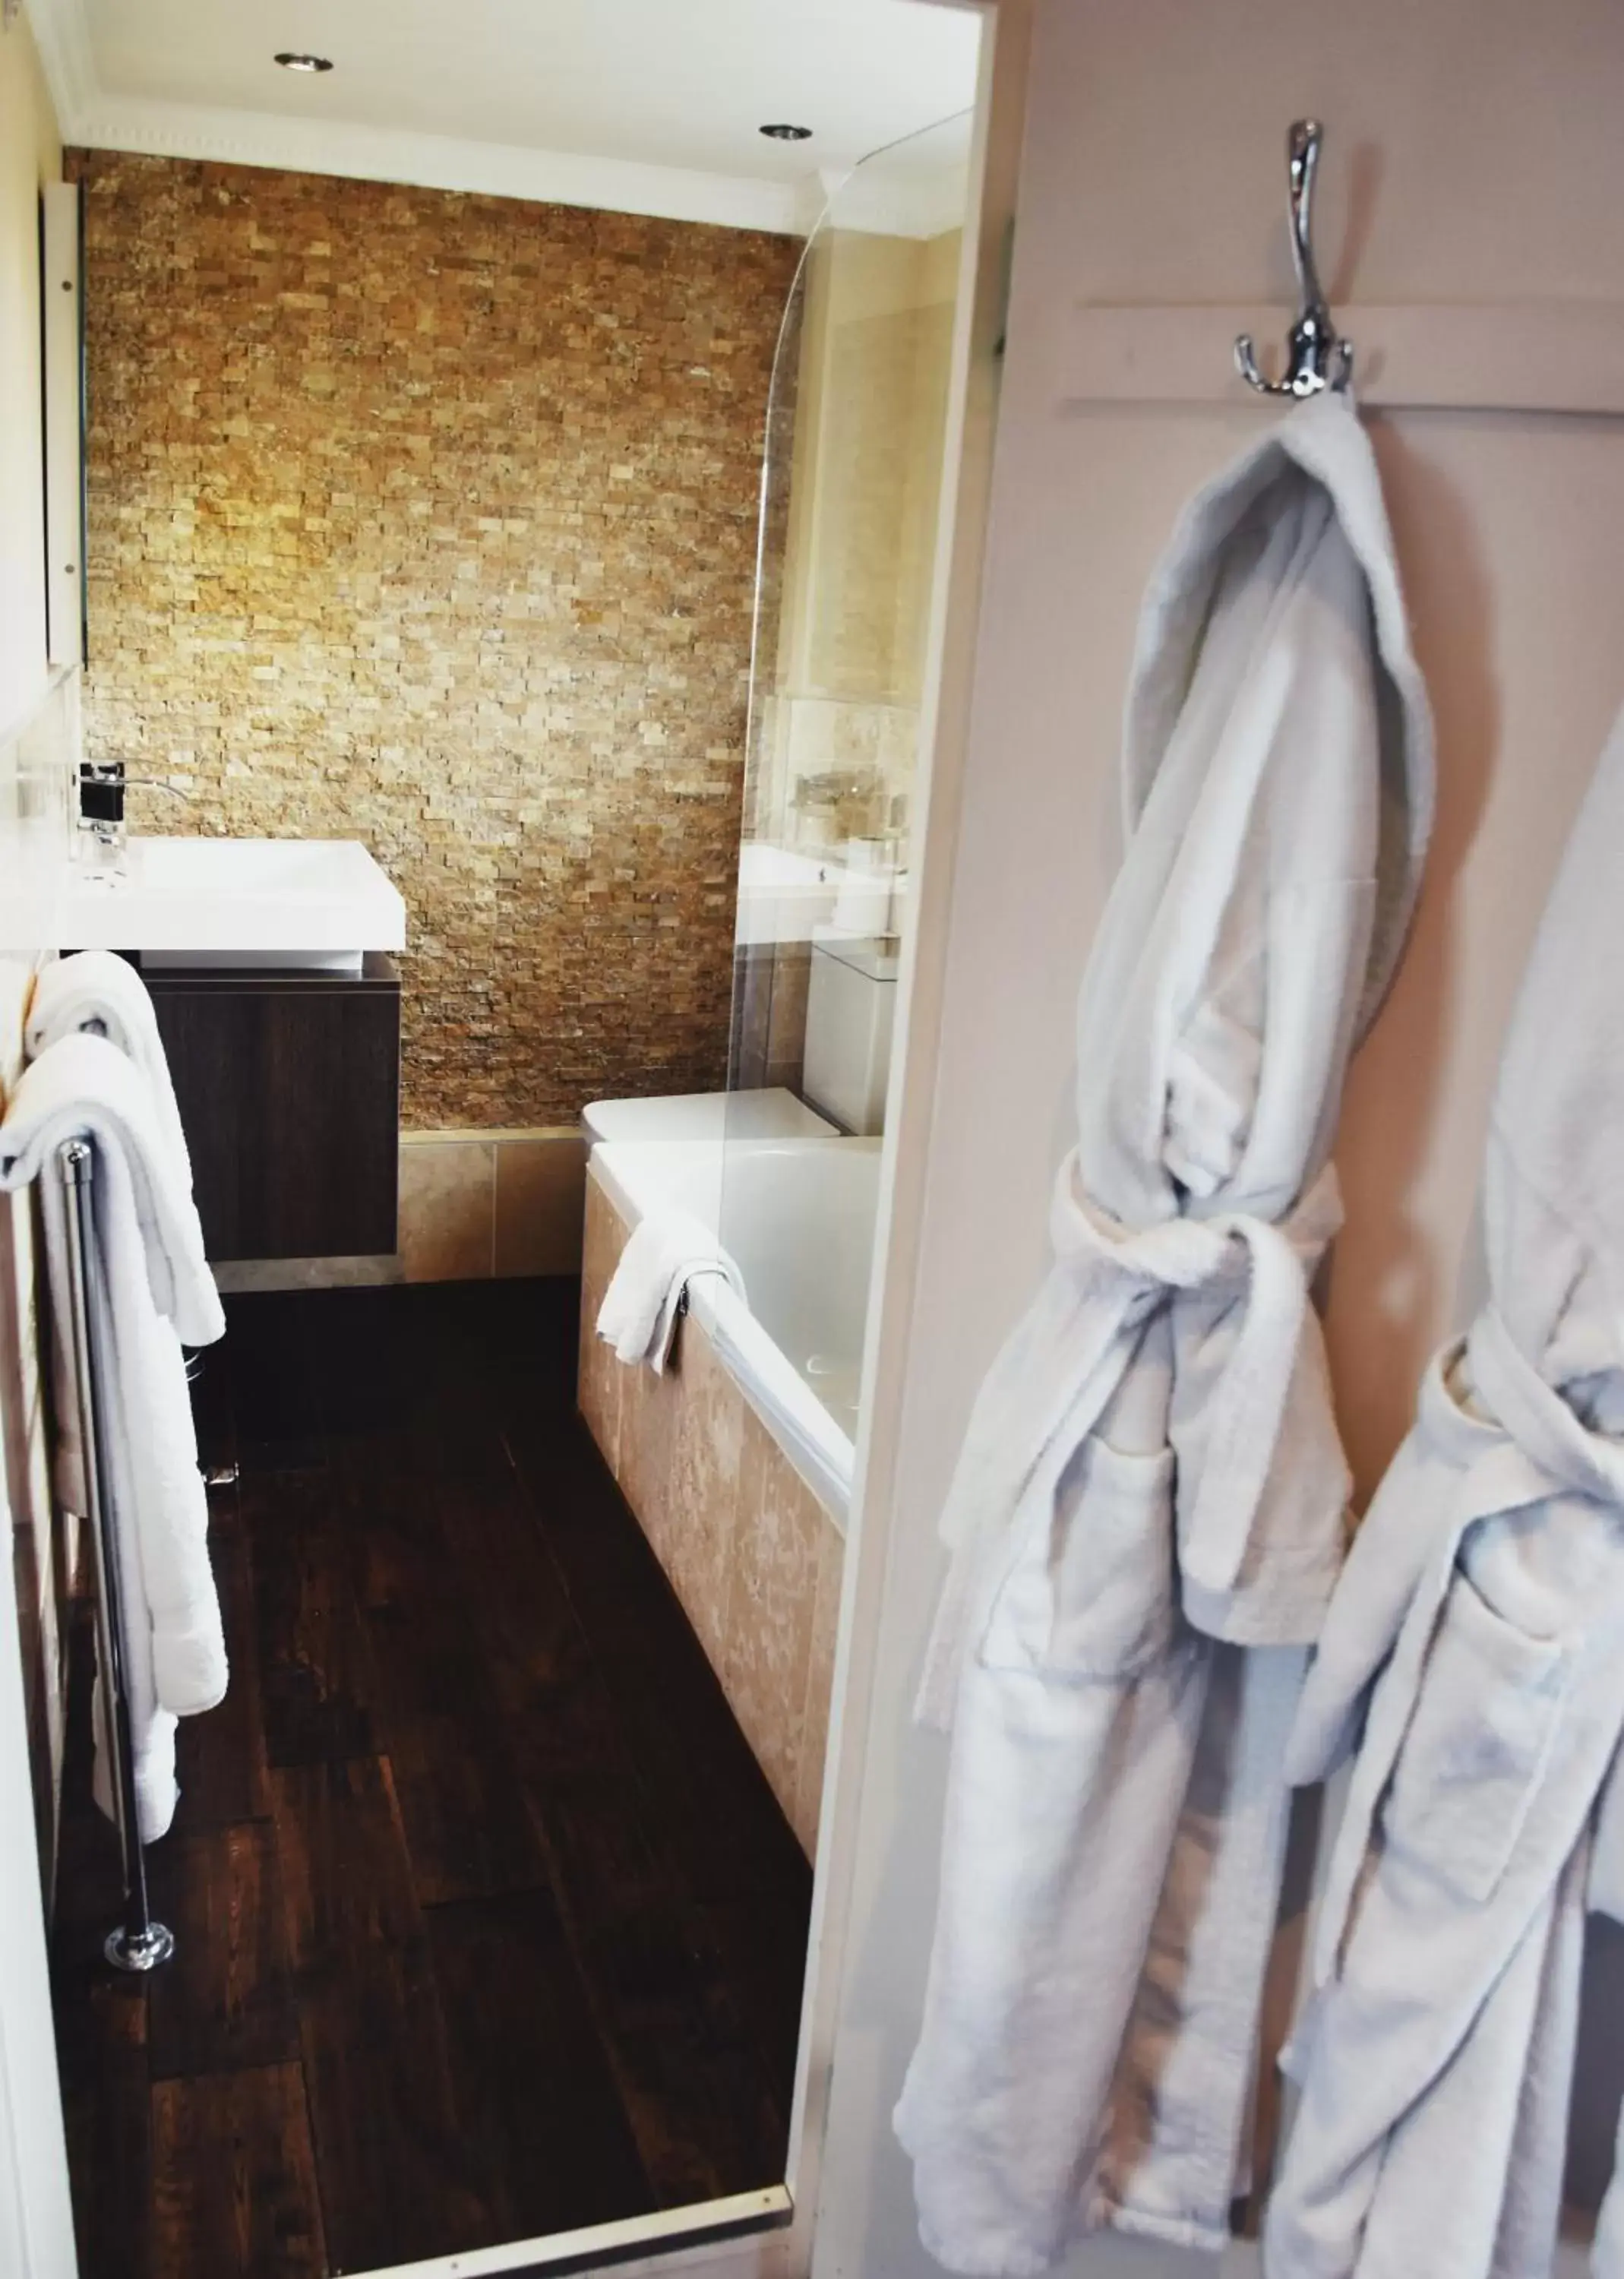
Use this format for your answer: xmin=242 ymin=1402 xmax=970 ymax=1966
xmin=1265 ymin=703 xmax=1624 ymax=2279
xmin=893 ymin=393 xmax=1433 ymax=2277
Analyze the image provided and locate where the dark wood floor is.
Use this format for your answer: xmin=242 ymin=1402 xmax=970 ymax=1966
xmin=52 ymin=1277 xmax=812 ymax=2279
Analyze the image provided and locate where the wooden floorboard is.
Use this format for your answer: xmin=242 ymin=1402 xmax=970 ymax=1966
xmin=150 ymin=2065 xmax=326 ymax=2279
xmin=509 ymin=1417 xmax=809 ymax=1901
xmin=353 ymin=1472 xmax=550 ymax=1904
xmin=347 ymin=1471 xmax=496 ymax=1715
xmin=567 ymin=1897 xmax=790 ymax=2206
xmin=245 ymin=1472 xmax=378 ymax=1769
xmin=380 ymin=1708 xmax=549 ymax=1908
xmin=600 ymin=1605 xmax=812 ymax=1906
xmin=425 ymin=1890 xmax=657 ymax=2243
xmin=55 ymin=1939 xmax=151 ymax=2279
xmin=441 ymin=1465 xmax=636 ymax=1784
xmin=227 ymin=1294 xmax=330 ymax=1475
xmin=503 ymin=1408 xmax=680 ymax=1648
xmin=270 ymin=1754 xmax=491 ymax=2271
xmin=147 ymin=1822 xmax=299 ymax=2081
xmin=173 ymin=1522 xmax=270 ymax=1829
xmin=52 ymin=1275 xmax=810 ymax=2277
xmin=268 ymin=1754 xmax=425 ymax=1993
xmin=690 ymin=1892 xmax=814 ymax=2121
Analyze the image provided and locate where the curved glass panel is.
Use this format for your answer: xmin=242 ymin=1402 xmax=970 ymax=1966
xmin=721 ymin=110 xmax=976 ymax=1522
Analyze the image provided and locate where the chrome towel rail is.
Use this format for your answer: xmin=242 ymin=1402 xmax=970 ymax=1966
xmin=57 ymin=1137 xmax=174 ymax=1973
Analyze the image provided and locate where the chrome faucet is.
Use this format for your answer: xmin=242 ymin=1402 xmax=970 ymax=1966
xmin=77 ymin=761 xmax=192 ymax=880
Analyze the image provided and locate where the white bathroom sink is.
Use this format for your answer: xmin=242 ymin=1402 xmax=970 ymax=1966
xmin=39 ymin=836 xmax=406 ymax=969
xmin=735 ymin=841 xmax=904 ymax=946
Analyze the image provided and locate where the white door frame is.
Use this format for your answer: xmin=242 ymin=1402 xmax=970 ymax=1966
xmin=0 ymin=952 xmax=79 ymax=2278
xmin=0 ymin=1521 xmax=78 ymax=2279
xmin=769 ymin=10 xmax=1025 ymax=2277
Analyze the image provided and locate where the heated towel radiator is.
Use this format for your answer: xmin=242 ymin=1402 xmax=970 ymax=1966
xmin=57 ymin=1137 xmax=175 ymax=1973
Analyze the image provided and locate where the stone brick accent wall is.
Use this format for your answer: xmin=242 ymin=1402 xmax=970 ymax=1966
xmin=70 ymin=153 xmax=798 ymax=1128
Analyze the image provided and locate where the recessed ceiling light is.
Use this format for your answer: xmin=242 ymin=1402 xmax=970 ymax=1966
xmin=274 ymin=51 xmax=333 ymax=71
xmin=759 ymin=122 xmax=812 ymax=141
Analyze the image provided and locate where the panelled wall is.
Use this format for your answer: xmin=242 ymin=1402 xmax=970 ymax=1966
xmin=0 ymin=8 xmax=60 ymax=709
xmin=816 ymin=0 xmax=1624 ymax=2274
xmin=0 ymin=35 xmax=80 ymax=2269
xmin=70 ymin=153 xmax=800 ymax=1131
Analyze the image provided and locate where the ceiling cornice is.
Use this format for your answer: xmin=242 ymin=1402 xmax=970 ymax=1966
xmin=24 ymin=0 xmax=96 ymax=133
xmin=71 ymin=97 xmax=804 ymax=231
xmin=26 ymin=0 xmax=804 ymax=233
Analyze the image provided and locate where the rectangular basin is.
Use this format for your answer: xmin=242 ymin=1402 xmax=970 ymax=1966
xmin=54 ymin=836 xmax=406 ymax=969
xmin=735 ymin=840 xmax=904 ymax=946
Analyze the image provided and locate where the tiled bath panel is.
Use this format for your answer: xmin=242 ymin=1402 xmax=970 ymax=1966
xmin=68 ymin=151 xmax=800 ymax=1131
xmin=579 ymin=1171 xmax=842 ymax=1856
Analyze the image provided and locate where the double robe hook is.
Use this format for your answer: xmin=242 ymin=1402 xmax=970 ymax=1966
xmin=1234 ymin=120 xmax=1354 ymax=398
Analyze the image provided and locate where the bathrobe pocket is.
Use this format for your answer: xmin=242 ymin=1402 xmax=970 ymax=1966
xmin=980 ymin=1436 xmax=1177 ymax=1682
xmin=1384 ymin=1574 xmax=1569 ymax=1904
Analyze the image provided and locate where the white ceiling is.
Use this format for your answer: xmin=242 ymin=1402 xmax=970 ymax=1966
xmin=27 ymin=0 xmax=984 ymax=232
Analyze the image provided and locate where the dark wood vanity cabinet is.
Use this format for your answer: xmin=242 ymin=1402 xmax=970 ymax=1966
xmin=144 ymin=955 xmax=401 ymax=1262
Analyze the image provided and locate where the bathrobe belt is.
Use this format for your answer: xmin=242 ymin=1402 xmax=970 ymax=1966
xmin=918 ymin=1158 xmax=1343 ymax=1726
xmin=1047 ymin=1152 xmax=1344 ymax=1599
xmin=1308 ymin=1309 xmax=1624 ymax=1989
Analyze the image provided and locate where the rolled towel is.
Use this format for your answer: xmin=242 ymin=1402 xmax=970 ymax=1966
xmin=27 ymin=950 xmax=195 ymax=1196
xmin=597 ymin=1208 xmax=747 ymax=1375
xmin=0 ymin=1032 xmax=228 ymax=1841
xmin=3 ymin=1031 xmax=222 ymax=1351
xmin=26 ymin=956 xmax=218 ymax=1518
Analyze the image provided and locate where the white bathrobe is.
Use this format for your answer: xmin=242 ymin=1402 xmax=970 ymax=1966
xmin=0 ymin=1032 xmax=226 ymax=1841
xmin=894 ymin=394 xmax=1434 ymax=2277
xmin=1266 ymin=703 xmax=1624 ymax=2279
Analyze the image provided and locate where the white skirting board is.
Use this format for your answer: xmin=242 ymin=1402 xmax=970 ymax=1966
xmin=349 ymin=2186 xmax=793 ymax=2279
xmin=1051 ymin=300 xmax=1624 ymax=417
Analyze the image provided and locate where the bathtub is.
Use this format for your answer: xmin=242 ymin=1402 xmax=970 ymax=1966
xmin=590 ymin=1134 xmax=880 ymax=1520
xmin=578 ymin=1126 xmax=880 ymax=1852
xmin=580 ymin=1086 xmax=833 ymax=1148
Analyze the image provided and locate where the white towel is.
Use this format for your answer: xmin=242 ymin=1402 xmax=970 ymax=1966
xmin=28 ymin=950 xmax=195 ymax=1193
xmin=26 ymin=953 xmax=216 ymax=1518
xmin=596 ymin=1209 xmax=746 ymax=1374
xmin=0 ymin=1033 xmax=227 ymax=1841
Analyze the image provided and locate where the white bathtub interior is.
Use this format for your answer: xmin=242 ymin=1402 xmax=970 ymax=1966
xmin=592 ymin=1135 xmax=882 ymax=1519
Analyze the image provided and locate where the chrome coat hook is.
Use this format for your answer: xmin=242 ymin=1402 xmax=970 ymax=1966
xmin=1234 ymin=120 xmax=1353 ymax=398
